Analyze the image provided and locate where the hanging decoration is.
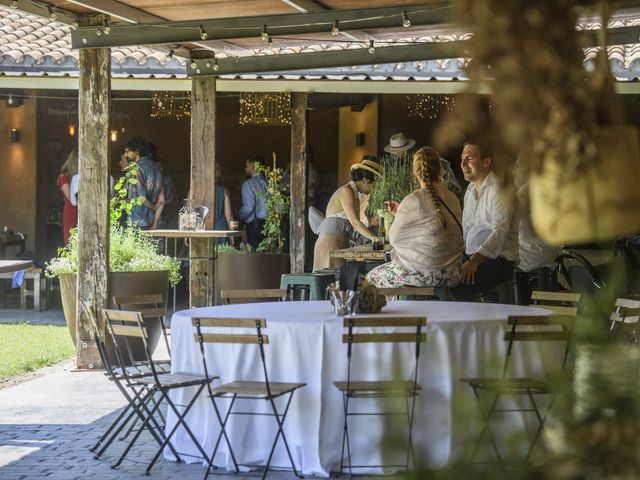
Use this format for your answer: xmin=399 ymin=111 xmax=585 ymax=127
xmin=150 ymin=91 xmax=191 ymax=120
xmin=239 ymin=92 xmax=291 ymax=126
xmin=406 ymin=94 xmax=456 ymax=119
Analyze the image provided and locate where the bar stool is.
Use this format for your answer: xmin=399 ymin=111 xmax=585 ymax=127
xmin=280 ymin=272 xmax=335 ymax=300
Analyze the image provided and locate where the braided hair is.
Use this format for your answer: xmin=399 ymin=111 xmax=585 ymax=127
xmin=413 ymin=146 xmax=446 ymax=228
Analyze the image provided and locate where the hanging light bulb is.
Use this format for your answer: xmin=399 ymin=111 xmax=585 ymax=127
xmin=402 ymin=10 xmax=411 ymax=28
xmin=167 ymin=49 xmax=175 ymax=59
xmin=189 ymin=53 xmax=197 ymax=69
xmin=261 ymin=24 xmax=269 ymax=41
xmin=10 ymin=1 xmax=18 ymax=9
xmin=47 ymin=6 xmax=57 ymax=21
xmin=71 ymin=20 xmax=79 ymax=30
xmin=110 ymin=130 xmax=118 ymax=142
xmin=267 ymin=35 xmax=273 ymax=48
xmin=103 ymin=20 xmax=111 ymax=35
xmin=68 ymin=124 xmax=76 ymax=137
xmin=199 ymin=25 xmax=208 ymax=40
xmin=368 ymin=40 xmax=375 ymax=54
xmin=331 ymin=19 xmax=340 ymax=36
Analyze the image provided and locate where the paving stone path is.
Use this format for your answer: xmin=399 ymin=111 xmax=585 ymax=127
xmin=0 ymin=362 xmax=296 ymax=480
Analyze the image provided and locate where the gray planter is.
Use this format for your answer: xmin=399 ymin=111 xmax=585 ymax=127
xmin=59 ymin=270 xmax=169 ymax=365
xmin=216 ymin=253 xmax=290 ymax=304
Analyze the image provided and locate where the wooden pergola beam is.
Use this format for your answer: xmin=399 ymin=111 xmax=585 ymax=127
xmin=71 ymin=4 xmax=451 ymax=49
xmin=189 ymin=77 xmax=217 ymax=307
xmin=76 ymin=15 xmax=111 ymax=369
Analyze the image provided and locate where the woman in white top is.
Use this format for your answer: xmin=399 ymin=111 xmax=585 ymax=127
xmin=366 ymin=146 xmax=464 ymax=288
xmin=312 ymin=157 xmax=381 ymax=270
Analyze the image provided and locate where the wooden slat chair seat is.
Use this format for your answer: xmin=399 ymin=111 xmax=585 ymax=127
xmin=377 ymin=286 xmax=444 ymax=301
xmin=192 ymin=316 xmax=305 ymax=479
xmin=333 ymin=316 xmax=427 ymax=475
xmin=609 ymin=297 xmax=640 ymax=343
xmin=529 ymin=290 xmax=582 ymax=316
xmin=103 ymin=309 xmax=213 ymax=476
xmin=220 ymin=288 xmax=288 ymax=304
xmin=333 ymin=380 xmax=422 ymax=396
xmin=460 ymin=314 xmax=575 ymax=465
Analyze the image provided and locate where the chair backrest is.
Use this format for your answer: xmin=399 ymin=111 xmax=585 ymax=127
xmin=103 ymin=309 xmax=157 ymax=383
xmin=220 ymin=288 xmax=288 ymax=304
xmin=83 ymin=302 xmax=118 ymax=379
xmin=377 ymin=287 xmax=436 ymax=299
xmin=341 ymin=316 xmax=427 ymax=392
xmin=555 ymin=250 xmax=605 ymax=293
xmin=113 ymin=293 xmax=170 ymax=358
xmin=192 ymin=317 xmax=271 ymax=395
xmin=502 ymin=314 xmax=575 ymax=375
xmin=609 ymin=297 xmax=640 ymax=343
xmin=529 ymin=290 xmax=582 ymax=316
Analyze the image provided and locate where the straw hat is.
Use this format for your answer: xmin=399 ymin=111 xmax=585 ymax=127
xmin=350 ymin=157 xmax=382 ymax=177
xmin=384 ymin=132 xmax=416 ymax=153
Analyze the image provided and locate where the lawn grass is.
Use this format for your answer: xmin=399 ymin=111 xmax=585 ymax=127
xmin=0 ymin=323 xmax=75 ymax=381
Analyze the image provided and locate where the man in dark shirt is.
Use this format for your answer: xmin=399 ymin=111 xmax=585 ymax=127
xmin=123 ymin=137 xmax=163 ymax=229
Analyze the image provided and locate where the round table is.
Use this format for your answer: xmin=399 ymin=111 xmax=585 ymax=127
xmin=165 ymin=300 xmax=554 ymax=476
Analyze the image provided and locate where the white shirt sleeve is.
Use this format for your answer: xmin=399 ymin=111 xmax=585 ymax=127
xmin=476 ymin=186 xmax=510 ymax=259
xmin=70 ymin=174 xmax=79 ymax=206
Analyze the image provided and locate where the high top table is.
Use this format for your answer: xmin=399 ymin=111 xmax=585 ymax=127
xmin=164 ymin=300 xmax=555 ymax=476
xmin=145 ymin=229 xmax=242 ymax=308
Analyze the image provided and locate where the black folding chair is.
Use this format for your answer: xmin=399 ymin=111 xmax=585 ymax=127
xmin=333 ymin=315 xmax=426 ymax=476
xmin=85 ymin=303 xmax=173 ymax=461
xmin=192 ymin=316 xmax=306 ymax=479
xmin=103 ymin=308 xmax=215 ymax=475
xmin=461 ymin=314 xmax=575 ymax=466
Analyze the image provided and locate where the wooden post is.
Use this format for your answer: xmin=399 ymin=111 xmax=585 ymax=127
xmin=76 ymin=20 xmax=111 ymax=369
xmin=190 ymin=77 xmax=216 ymax=307
xmin=290 ymin=93 xmax=308 ymax=273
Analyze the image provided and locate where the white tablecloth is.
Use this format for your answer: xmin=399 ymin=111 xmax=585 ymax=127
xmin=165 ymin=300 xmax=554 ymax=476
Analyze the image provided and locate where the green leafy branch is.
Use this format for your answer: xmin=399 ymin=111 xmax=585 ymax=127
xmin=255 ymin=160 xmax=290 ymax=254
xmin=110 ymin=160 xmax=142 ymax=225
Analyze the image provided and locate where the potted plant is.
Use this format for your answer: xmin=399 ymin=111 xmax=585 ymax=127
xmin=367 ymin=158 xmax=418 ymax=238
xmin=46 ymin=163 xmax=180 ymax=350
xmin=215 ymin=156 xmax=290 ymax=302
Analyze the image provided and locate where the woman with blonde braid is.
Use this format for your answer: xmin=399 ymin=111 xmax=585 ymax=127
xmin=366 ymin=146 xmax=464 ymax=288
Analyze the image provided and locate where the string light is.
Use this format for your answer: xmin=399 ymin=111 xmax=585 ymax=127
xmin=189 ymin=53 xmax=197 ymax=69
xmin=402 ymin=10 xmax=411 ymax=28
xmin=110 ymin=130 xmax=118 ymax=142
xmin=151 ymin=91 xmax=191 ymax=120
xmin=331 ymin=19 xmax=340 ymax=36
xmin=239 ymin=92 xmax=291 ymax=126
xmin=261 ymin=24 xmax=269 ymax=41
xmin=47 ymin=6 xmax=57 ymax=21
xmin=103 ymin=19 xmax=111 ymax=35
xmin=368 ymin=40 xmax=375 ymax=54
xmin=267 ymin=35 xmax=273 ymax=48
xmin=10 ymin=1 xmax=18 ymax=9
xmin=199 ymin=25 xmax=208 ymax=40
xmin=71 ymin=20 xmax=79 ymax=30
xmin=213 ymin=58 xmax=219 ymax=71
xmin=407 ymin=94 xmax=455 ymax=119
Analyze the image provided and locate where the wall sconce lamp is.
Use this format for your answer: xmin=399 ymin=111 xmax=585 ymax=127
xmin=68 ymin=124 xmax=76 ymax=137
xmin=10 ymin=128 xmax=20 ymax=143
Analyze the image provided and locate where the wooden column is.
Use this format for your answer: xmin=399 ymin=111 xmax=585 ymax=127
xmin=189 ymin=77 xmax=216 ymax=307
xmin=76 ymin=33 xmax=111 ymax=368
xmin=290 ymin=93 xmax=308 ymax=273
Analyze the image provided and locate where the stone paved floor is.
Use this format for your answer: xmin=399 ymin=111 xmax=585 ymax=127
xmin=0 ymin=362 xmax=299 ymax=480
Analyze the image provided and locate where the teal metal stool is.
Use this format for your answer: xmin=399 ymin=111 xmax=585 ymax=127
xmin=280 ymin=272 xmax=336 ymax=301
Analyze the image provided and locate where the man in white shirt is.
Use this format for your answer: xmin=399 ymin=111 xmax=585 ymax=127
xmin=451 ymin=142 xmax=518 ymax=301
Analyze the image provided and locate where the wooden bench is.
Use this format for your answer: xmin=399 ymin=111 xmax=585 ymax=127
xmin=0 ymin=268 xmax=50 ymax=311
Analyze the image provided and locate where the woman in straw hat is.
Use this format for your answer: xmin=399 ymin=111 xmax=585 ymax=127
xmin=312 ymin=156 xmax=381 ymax=270
xmin=366 ymin=146 xmax=464 ymax=288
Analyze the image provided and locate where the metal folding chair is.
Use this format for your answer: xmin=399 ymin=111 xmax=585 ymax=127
xmin=609 ymin=297 xmax=640 ymax=343
xmin=460 ymin=314 xmax=575 ymax=466
xmin=103 ymin=309 xmax=215 ymax=475
xmin=220 ymin=288 xmax=292 ymax=304
xmin=85 ymin=303 xmax=173 ymax=462
xmin=192 ymin=316 xmax=306 ymax=479
xmin=333 ymin=315 xmax=426 ymax=476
